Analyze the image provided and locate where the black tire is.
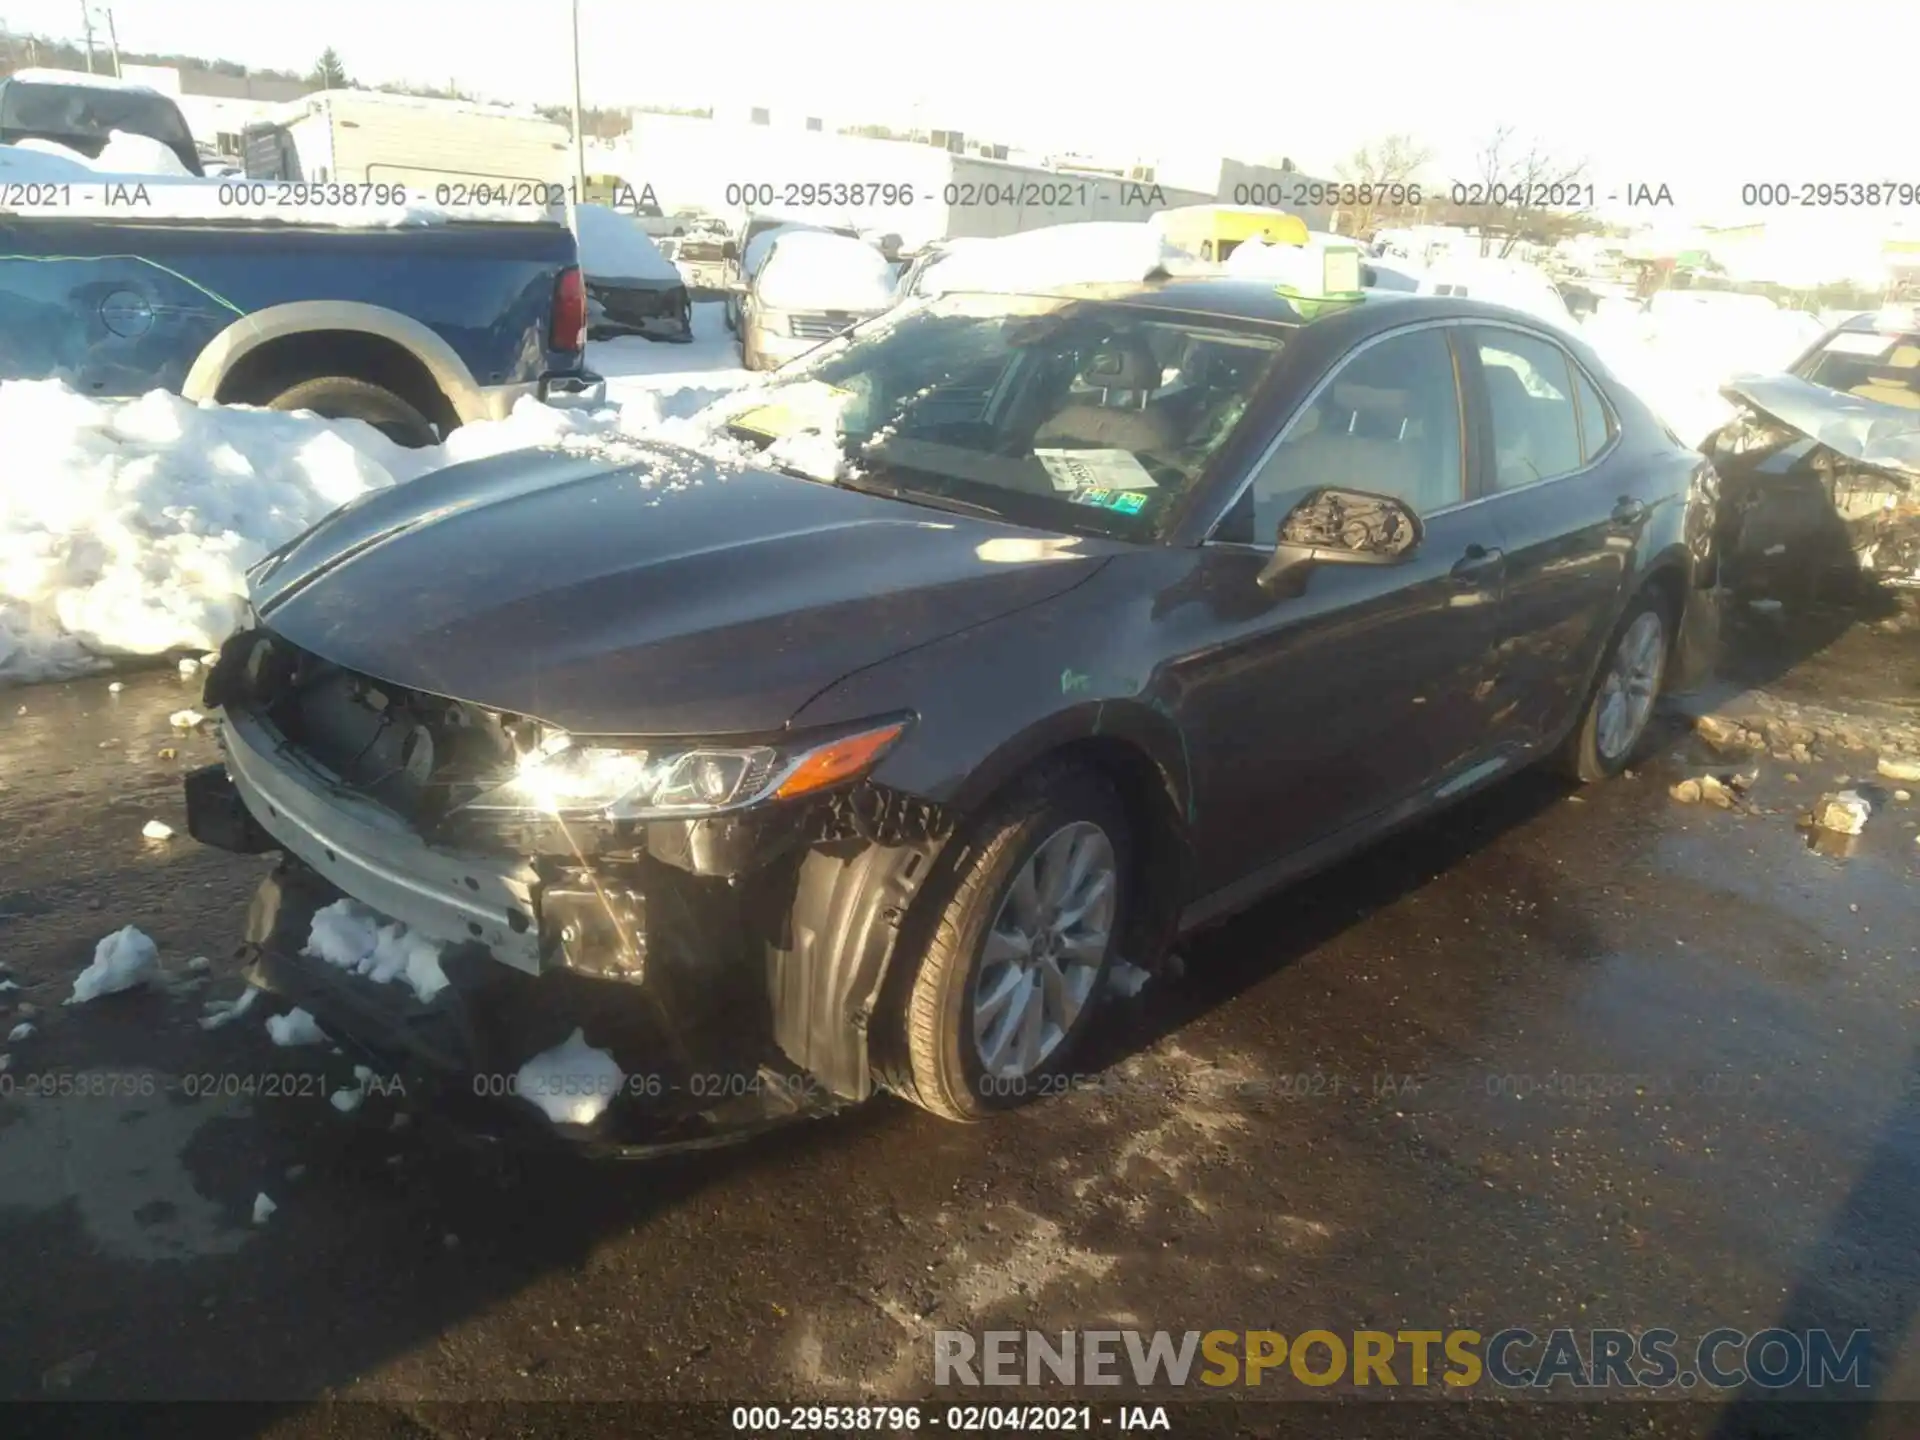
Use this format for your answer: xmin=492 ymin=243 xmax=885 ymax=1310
xmin=723 ymin=297 xmax=739 ymax=334
xmin=891 ymin=764 xmax=1129 ymax=1122
xmin=265 ymin=375 xmax=440 ymax=448
xmin=1556 ymin=590 xmax=1674 ymax=783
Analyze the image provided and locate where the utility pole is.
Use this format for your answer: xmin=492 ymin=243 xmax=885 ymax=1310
xmin=104 ymin=7 xmax=122 ymax=78
xmin=570 ymin=0 xmax=587 ymax=195
xmin=80 ymin=0 xmax=96 ymax=71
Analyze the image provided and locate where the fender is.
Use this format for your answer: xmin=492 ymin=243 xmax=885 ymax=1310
xmin=181 ymin=299 xmax=492 ymax=423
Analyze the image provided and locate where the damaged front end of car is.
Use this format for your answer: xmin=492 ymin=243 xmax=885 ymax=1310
xmin=1707 ymin=373 xmax=1920 ymax=596
xmin=183 ymin=627 xmax=956 ymax=1156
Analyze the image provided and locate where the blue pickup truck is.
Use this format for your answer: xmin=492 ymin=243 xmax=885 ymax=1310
xmin=0 ymin=195 xmax=599 ymax=446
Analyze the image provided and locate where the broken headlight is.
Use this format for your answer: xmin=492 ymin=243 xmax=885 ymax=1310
xmin=458 ymin=718 xmax=910 ymax=820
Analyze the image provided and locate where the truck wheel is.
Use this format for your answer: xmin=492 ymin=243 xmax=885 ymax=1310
xmin=891 ymin=763 xmax=1127 ymax=1122
xmin=266 ymin=376 xmax=440 ymax=448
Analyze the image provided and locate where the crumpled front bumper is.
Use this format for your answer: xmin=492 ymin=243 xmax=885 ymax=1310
xmin=184 ymin=742 xmax=850 ymax=1158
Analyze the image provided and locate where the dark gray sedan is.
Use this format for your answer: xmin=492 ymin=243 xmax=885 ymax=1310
xmin=185 ymin=280 xmax=1721 ymax=1152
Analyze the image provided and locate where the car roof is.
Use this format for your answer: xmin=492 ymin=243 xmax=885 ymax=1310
xmin=997 ymin=276 xmax=1571 ymax=336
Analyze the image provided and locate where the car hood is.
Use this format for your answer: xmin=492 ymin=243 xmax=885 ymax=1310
xmin=247 ymin=442 xmax=1110 ymax=735
xmin=1721 ymin=374 xmax=1920 ymax=484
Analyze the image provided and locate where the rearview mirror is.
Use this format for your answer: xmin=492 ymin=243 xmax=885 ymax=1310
xmin=1258 ymin=487 xmax=1423 ymax=593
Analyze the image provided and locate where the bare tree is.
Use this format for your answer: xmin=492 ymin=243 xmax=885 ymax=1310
xmin=1456 ymin=126 xmax=1594 ymax=257
xmin=1335 ymin=133 xmax=1434 ymax=238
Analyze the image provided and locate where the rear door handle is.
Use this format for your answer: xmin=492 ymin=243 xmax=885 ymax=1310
xmin=1611 ymin=497 xmax=1649 ymax=527
xmin=1450 ymin=544 xmax=1504 ymax=583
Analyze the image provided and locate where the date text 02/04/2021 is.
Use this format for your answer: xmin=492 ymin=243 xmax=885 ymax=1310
xmin=728 ymin=1403 xmax=1172 ymax=1432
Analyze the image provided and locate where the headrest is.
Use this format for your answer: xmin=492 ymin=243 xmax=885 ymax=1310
xmin=1079 ymin=336 xmax=1161 ymax=392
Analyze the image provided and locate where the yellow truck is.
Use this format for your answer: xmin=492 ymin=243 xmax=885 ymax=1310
xmin=1150 ymin=204 xmax=1310 ymax=262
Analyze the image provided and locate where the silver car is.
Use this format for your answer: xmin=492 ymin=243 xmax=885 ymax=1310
xmin=735 ymin=230 xmax=899 ymax=371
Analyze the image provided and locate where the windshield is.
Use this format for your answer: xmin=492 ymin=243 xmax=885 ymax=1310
xmin=0 ymin=79 xmax=199 ymax=171
xmin=709 ymin=292 xmax=1291 ymax=540
xmin=1794 ymin=328 xmax=1920 ymax=410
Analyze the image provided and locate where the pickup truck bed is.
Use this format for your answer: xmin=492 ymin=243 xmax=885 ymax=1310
xmin=0 ymin=207 xmax=595 ymax=445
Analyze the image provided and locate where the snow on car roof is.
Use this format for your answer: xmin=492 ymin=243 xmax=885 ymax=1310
xmin=4 ymin=67 xmax=165 ymax=96
xmin=574 ymin=204 xmax=682 ymax=284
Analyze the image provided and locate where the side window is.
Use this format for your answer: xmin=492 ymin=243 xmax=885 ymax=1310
xmin=1472 ymin=328 xmax=1584 ymax=490
xmin=1224 ymin=327 xmax=1465 ymax=543
xmin=1571 ymin=365 xmax=1615 ymax=462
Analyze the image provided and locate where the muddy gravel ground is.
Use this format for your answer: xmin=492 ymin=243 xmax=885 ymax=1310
xmin=1 ymin=601 xmax=1918 ymax=1440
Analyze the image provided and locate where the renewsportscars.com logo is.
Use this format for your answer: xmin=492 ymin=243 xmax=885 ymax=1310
xmin=934 ymin=1328 xmax=1873 ymax=1391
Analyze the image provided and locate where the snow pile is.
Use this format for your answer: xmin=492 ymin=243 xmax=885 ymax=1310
xmin=0 ymin=374 xmax=746 ymax=685
xmin=265 ymin=1007 xmax=328 ymax=1047
xmin=574 ymin=204 xmax=681 ymax=283
xmin=303 ymin=899 xmax=451 ymax=1004
xmin=754 ymin=231 xmax=899 ymax=312
xmin=913 ymin=221 xmax=1196 ymax=296
xmin=513 ymin=1027 xmax=626 ymax=1126
xmin=66 ymin=925 xmax=159 ymax=1004
xmin=94 ymin=130 xmax=195 ymax=177
xmin=198 ymin=985 xmax=260 ymax=1029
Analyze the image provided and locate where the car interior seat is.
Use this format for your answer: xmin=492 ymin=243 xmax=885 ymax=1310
xmin=1035 ymin=336 xmax=1177 ymax=452
xmin=1851 ymin=344 xmax=1920 ymax=409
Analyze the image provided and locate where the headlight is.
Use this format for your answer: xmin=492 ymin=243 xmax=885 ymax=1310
xmin=460 ymin=719 xmax=909 ymax=820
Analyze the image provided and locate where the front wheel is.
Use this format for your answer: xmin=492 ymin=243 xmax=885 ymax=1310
xmin=891 ymin=765 xmax=1128 ymax=1122
xmin=1558 ymin=593 xmax=1672 ymax=782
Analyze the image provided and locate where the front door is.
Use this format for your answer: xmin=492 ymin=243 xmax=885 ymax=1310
xmin=1171 ymin=323 xmax=1510 ymax=891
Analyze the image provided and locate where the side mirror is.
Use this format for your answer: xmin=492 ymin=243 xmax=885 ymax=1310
xmin=1258 ymin=487 xmax=1423 ymax=593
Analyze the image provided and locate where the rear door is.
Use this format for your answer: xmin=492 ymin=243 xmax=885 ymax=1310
xmin=1461 ymin=324 xmax=1639 ymax=748
xmin=1178 ymin=321 xmax=1512 ymax=886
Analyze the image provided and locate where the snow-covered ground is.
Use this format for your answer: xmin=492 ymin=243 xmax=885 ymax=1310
xmin=0 ymin=303 xmax=752 ymax=685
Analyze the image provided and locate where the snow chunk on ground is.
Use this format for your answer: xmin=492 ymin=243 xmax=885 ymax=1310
xmin=141 ymin=818 xmax=173 ymax=840
xmin=575 ymin=204 xmax=681 ymax=283
xmin=265 ymin=1007 xmax=327 ymax=1047
xmin=252 ymin=1192 xmax=277 ymax=1225
xmin=514 ymin=1027 xmax=625 ymax=1126
xmin=7 ymin=1022 xmax=35 ymax=1042
xmin=303 ymin=899 xmax=450 ymax=1003
xmin=1107 ymin=960 xmax=1154 ymax=998
xmin=198 ymin=985 xmax=259 ymax=1029
xmin=66 ymin=925 xmax=159 ymax=1004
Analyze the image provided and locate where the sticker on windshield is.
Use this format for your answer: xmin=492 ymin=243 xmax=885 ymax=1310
xmin=728 ymin=381 xmax=857 ymax=439
xmin=1072 ymin=487 xmax=1149 ymax=516
xmin=1823 ymin=332 xmax=1897 ymax=358
xmin=1034 ymin=448 xmax=1160 ymax=493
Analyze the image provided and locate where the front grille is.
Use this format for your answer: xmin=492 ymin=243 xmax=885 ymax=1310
xmin=789 ymin=312 xmax=860 ymax=340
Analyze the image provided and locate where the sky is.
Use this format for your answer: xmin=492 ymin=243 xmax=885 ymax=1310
xmin=4 ymin=0 xmax=1916 ymax=225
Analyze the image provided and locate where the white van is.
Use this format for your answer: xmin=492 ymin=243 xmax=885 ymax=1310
xmin=242 ymin=90 xmax=571 ymax=196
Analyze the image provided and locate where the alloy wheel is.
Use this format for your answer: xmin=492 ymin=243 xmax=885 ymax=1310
xmin=1595 ymin=610 xmax=1666 ymax=761
xmin=970 ymin=821 xmax=1116 ymax=1080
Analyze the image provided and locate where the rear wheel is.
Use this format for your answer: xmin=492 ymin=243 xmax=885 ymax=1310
xmin=1558 ymin=592 xmax=1672 ymax=782
xmin=265 ymin=375 xmax=440 ymax=448
xmin=892 ymin=765 xmax=1127 ymax=1122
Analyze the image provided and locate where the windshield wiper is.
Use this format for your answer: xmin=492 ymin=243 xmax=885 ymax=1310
xmin=832 ymin=474 xmax=1008 ymax=519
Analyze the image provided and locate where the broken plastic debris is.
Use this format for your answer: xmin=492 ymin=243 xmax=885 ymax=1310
xmin=140 ymin=818 xmax=174 ymax=841
xmin=168 ymin=709 xmax=204 ymax=729
xmin=264 ymin=1007 xmax=327 ymax=1047
xmin=1813 ymin=790 xmax=1871 ymax=836
xmin=513 ymin=1028 xmax=625 ymax=1126
xmin=252 ymin=1192 xmax=277 ymax=1225
xmin=8 ymin=1021 xmax=35 ymax=1042
xmin=67 ymin=925 xmax=159 ymax=1004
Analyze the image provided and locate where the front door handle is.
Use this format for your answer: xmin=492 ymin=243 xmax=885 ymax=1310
xmin=1611 ymin=497 xmax=1649 ymax=528
xmin=1450 ymin=544 xmax=1504 ymax=583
